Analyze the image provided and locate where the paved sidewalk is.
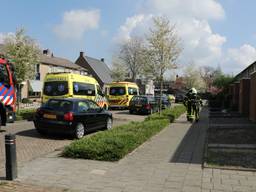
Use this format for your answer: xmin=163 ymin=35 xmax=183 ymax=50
xmin=4 ymin=107 xmax=256 ymax=192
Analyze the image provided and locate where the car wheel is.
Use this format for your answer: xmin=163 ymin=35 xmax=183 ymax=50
xmin=106 ymin=118 xmax=113 ymax=130
xmin=129 ymin=109 xmax=133 ymax=114
xmin=74 ymin=123 xmax=85 ymax=139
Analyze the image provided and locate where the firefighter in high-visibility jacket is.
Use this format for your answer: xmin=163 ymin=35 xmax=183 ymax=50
xmin=183 ymin=88 xmax=202 ymax=122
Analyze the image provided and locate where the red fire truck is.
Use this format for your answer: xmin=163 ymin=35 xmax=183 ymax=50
xmin=0 ymin=57 xmax=16 ymax=129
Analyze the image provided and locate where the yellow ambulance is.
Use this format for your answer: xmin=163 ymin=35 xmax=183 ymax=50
xmin=106 ymin=81 xmax=139 ymax=108
xmin=42 ymin=73 xmax=108 ymax=109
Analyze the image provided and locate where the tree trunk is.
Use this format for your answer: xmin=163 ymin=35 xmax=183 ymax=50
xmin=159 ymin=75 xmax=163 ymax=115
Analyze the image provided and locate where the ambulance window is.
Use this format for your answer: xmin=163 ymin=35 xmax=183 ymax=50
xmin=43 ymin=81 xmax=68 ymax=96
xmin=73 ymin=82 xmax=95 ymax=96
xmin=110 ymin=87 xmax=126 ymax=96
xmin=128 ymin=87 xmax=138 ymax=95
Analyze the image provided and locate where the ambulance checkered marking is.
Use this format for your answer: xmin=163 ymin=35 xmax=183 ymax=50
xmin=95 ymin=95 xmax=108 ymax=108
xmin=109 ymin=98 xmax=128 ymax=106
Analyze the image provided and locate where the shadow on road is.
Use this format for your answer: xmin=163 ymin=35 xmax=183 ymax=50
xmin=16 ymin=128 xmax=72 ymax=140
xmin=170 ymin=108 xmax=208 ymax=165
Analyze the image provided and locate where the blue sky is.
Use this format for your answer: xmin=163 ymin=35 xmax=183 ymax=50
xmin=1 ymin=0 xmax=256 ymax=75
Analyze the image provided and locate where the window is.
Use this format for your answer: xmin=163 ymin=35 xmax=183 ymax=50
xmin=128 ymin=87 xmax=138 ymax=95
xmin=35 ymin=64 xmax=40 ymax=80
xmin=78 ymin=101 xmax=89 ymax=113
xmin=43 ymin=81 xmax=68 ymax=96
xmin=88 ymin=100 xmax=100 ymax=110
xmin=28 ymin=91 xmax=41 ymax=98
xmin=0 ymin=65 xmax=10 ymax=86
xmin=73 ymin=82 xmax=95 ymax=96
xmin=46 ymin=99 xmax=73 ymax=112
xmin=35 ymin=64 xmax=40 ymax=73
xmin=110 ymin=87 xmax=126 ymax=96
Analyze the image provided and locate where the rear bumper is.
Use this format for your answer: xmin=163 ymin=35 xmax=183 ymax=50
xmin=129 ymin=107 xmax=149 ymax=114
xmin=34 ymin=118 xmax=75 ymax=134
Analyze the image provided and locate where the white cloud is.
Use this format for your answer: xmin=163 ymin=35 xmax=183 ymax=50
xmin=144 ymin=0 xmax=225 ymax=20
xmin=115 ymin=0 xmax=226 ymax=69
xmin=0 ymin=32 xmax=14 ymax=44
xmin=0 ymin=33 xmax=5 ymax=44
xmin=222 ymin=44 xmax=256 ymax=74
xmin=115 ymin=0 xmax=256 ymax=75
xmin=54 ymin=9 xmax=100 ymax=40
xmin=114 ymin=14 xmax=149 ymax=43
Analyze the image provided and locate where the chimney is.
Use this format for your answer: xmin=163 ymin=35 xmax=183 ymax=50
xmin=80 ymin=51 xmax=84 ymax=57
xmin=43 ymin=49 xmax=53 ymax=57
xmin=100 ymin=58 xmax=104 ymax=62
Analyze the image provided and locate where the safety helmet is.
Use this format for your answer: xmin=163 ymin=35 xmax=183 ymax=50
xmin=190 ymin=87 xmax=197 ymax=94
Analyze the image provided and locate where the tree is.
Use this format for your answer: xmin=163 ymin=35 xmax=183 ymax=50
xmin=111 ymin=59 xmax=127 ymax=82
xmin=117 ymin=37 xmax=145 ymax=82
xmin=3 ymin=28 xmax=40 ymax=105
xmin=199 ymin=66 xmax=216 ymax=91
xmin=183 ymin=62 xmax=206 ymax=91
xmin=212 ymin=74 xmax=233 ymax=89
xmin=146 ymin=16 xmax=182 ymax=112
xmin=3 ymin=28 xmax=40 ymax=83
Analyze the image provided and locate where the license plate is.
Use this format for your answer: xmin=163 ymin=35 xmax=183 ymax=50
xmin=43 ymin=114 xmax=56 ymax=119
xmin=135 ymin=104 xmax=142 ymax=107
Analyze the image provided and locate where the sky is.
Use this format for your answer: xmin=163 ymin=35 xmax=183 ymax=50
xmin=1 ymin=0 xmax=256 ymax=76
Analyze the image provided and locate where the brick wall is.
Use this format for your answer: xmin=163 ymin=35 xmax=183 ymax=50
xmin=250 ymin=72 xmax=256 ymax=122
xmin=232 ymin=82 xmax=240 ymax=111
xmin=239 ymin=78 xmax=250 ymax=116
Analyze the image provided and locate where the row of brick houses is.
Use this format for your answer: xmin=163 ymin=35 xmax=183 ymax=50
xmin=20 ymin=49 xmax=112 ymax=100
xmin=228 ymin=61 xmax=256 ymax=122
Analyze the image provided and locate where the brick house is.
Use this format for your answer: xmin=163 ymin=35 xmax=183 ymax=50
xmin=21 ymin=49 xmax=87 ymax=100
xmin=75 ymin=52 xmax=112 ymax=88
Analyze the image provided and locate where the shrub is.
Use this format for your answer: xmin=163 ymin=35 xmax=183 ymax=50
xmin=145 ymin=105 xmax=186 ymax=122
xmin=62 ymin=119 xmax=169 ymax=161
xmin=16 ymin=108 xmax=36 ymax=121
xmin=62 ymin=104 xmax=186 ymax=161
xmin=21 ymin=98 xmax=33 ymax=104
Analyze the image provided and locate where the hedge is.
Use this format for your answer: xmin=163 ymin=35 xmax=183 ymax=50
xmin=16 ymin=108 xmax=36 ymax=121
xmin=62 ymin=104 xmax=186 ymax=161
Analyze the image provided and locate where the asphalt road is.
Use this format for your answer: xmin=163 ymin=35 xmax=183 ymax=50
xmin=0 ymin=109 xmax=146 ymax=178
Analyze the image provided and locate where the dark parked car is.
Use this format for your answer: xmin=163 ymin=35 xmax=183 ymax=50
xmin=34 ymin=98 xmax=113 ymax=139
xmin=155 ymin=95 xmax=171 ymax=109
xmin=175 ymin=94 xmax=185 ymax=103
xmin=129 ymin=95 xmax=159 ymax=115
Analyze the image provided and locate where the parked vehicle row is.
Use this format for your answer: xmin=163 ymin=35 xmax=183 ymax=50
xmin=129 ymin=95 xmax=172 ymax=115
xmin=33 ymin=72 xmax=185 ymax=139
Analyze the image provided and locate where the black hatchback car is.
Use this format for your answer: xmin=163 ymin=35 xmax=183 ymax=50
xmin=155 ymin=95 xmax=171 ymax=109
xmin=34 ymin=98 xmax=113 ymax=139
xmin=129 ymin=95 xmax=159 ymax=115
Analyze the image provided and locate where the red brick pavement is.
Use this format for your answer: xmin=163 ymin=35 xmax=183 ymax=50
xmin=0 ymin=121 xmax=72 ymax=177
xmin=0 ymin=181 xmax=69 ymax=192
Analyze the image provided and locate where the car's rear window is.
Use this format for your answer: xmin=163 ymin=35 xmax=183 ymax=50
xmin=131 ymin=96 xmax=149 ymax=104
xmin=46 ymin=100 xmax=73 ymax=112
xmin=43 ymin=81 xmax=68 ymax=96
xmin=110 ymin=87 xmax=126 ymax=96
